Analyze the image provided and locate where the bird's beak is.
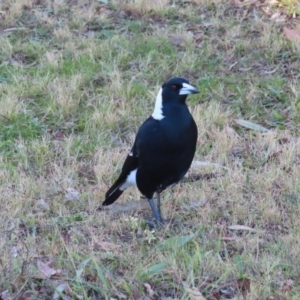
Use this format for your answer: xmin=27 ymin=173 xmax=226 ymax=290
xmin=179 ymin=82 xmax=199 ymax=95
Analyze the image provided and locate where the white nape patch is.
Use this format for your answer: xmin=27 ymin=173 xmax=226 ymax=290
xmin=151 ymin=88 xmax=165 ymax=120
xmin=120 ymin=169 xmax=137 ymax=191
xmin=179 ymin=82 xmax=198 ymax=95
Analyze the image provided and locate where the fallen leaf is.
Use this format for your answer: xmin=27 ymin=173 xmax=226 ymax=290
xmin=114 ymin=291 xmax=127 ymax=299
xmin=221 ymin=236 xmax=237 ymax=241
xmin=54 ymin=0 xmax=64 ymax=5
xmin=132 ymin=288 xmax=141 ymax=299
xmin=284 ymin=27 xmax=300 ymax=41
xmin=227 ymin=225 xmax=257 ymax=232
xmin=271 ymin=12 xmax=281 ymax=19
xmin=60 ymin=230 xmax=71 ymax=243
xmin=53 ymin=131 xmax=66 ymax=140
xmin=219 ymin=286 xmax=235 ymax=298
xmin=198 ymin=278 xmax=213 ymax=290
xmin=169 ymin=35 xmax=185 ymax=46
xmin=187 ymin=199 xmax=207 ymax=209
xmin=95 ymin=241 xmax=122 ymax=251
xmin=51 ymin=241 xmax=61 ymax=256
xmin=193 ymin=32 xmax=204 ymax=42
xmin=143 ymin=283 xmax=155 ymax=298
xmin=210 ymin=290 xmax=221 ymax=300
xmin=186 ymin=287 xmax=207 ymax=300
xmin=1 ymin=290 xmax=12 ymax=300
xmin=36 ymin=198 xmax=50 ymax=211
xmin=19 ymin=291 xmax=37 ymax=300
xmin=280 ymin=279 xmax=294 ymax=291
xmin=53 ymin=283 xmax=72 ymax=300
xmin=191 ymin=161 xmax=229 ymax=170
xmin=37 ymin=260 xmax=60 ymax=278
xmin=267 ymin=296 xmax=286 ymax=300
xmin=65 ymin=188 xmax=81 ymax=201
xmin=10 ymin=246 xmax=18 ymax=258
xmin=236 ymin=278 xmax=251 ymax=294
xmin=235 ymin=119 xmax=269 ymax=132
xmin=267 ymin=150 xmax=282 ymax=161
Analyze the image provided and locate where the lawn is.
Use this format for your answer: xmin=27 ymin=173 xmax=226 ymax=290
xmin=0 ymin=0 xmax=300 ymax=299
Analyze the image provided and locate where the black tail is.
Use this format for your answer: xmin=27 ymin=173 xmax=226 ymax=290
xmin=103 ymin=151 xmax=139 ymax=206
xmin=103 ymin=189 xmax=123 ymax=205
xmin=103 ymin=179 xmax=125 ymax=206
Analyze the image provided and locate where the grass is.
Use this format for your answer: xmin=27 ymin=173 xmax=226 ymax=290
xmin=0 ymin=0 xmax=300 ymax=299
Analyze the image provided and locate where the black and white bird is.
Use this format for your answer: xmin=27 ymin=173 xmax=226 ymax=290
xmin=103 ymin=77 xmax=199 ymax=225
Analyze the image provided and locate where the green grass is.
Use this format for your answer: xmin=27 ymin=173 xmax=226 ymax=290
xmin=0 ymin=0 xmax=300 ymax=299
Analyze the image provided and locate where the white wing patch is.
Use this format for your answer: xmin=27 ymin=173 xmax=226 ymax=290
xmin=152 ymin=88 xmax=165 ymax=120
xmin=129 ymin=151 xmax=138 ymax=157
xmin=120 ymin=169 xmax=137 ymax=191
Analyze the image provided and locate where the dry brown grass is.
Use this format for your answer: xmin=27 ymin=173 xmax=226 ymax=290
xmin=112 ymin=0 xmax=169 ymax=13
xmin=0 ymin=0 xmax=300 ymax=299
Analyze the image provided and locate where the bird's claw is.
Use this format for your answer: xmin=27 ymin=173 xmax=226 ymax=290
xmin=147 ymin=217 xmax=165 ymax=229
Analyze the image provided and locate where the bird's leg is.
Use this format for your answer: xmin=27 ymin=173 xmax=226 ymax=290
xmin=147 ymin=198 xmax=163 ymax=226
xmin=156 ymin=192 xmax=162 ymax=221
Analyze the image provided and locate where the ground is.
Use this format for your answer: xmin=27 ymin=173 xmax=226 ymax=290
xmin=0 ymin=0 xmax=300 ymax=299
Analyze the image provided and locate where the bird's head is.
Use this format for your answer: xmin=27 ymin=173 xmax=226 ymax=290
xmin=152 ymin=77 xmax=199 ymax=120
xmin=162 ymin=77 xmax=199 ymax=103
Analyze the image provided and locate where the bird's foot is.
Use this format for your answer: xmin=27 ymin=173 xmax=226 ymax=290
xmin=147 ymin=217 xmax=165 ymax=229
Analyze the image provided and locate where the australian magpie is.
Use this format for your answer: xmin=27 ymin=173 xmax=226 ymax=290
xmin=103 ymin=77 xmax=199 ymax=225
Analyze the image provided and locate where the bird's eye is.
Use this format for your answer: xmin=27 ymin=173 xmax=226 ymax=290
xmin=171 ymin=85 xmax=177 ymax=90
